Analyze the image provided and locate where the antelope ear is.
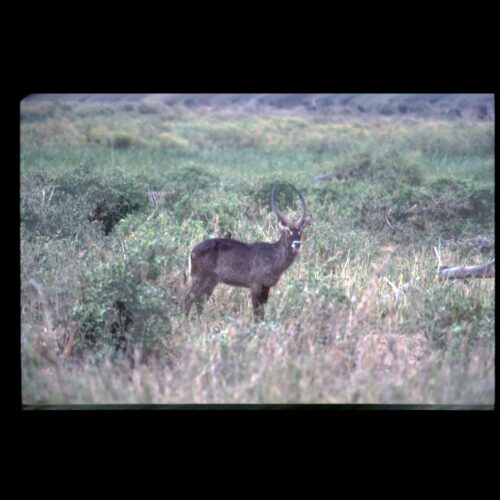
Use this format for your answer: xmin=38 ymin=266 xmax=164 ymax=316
xmin=301 ymin=216 xmax=312 ymax=229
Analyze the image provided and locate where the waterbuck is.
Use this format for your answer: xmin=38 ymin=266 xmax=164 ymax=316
xmin=185 ymin=185 xmax=312 ymax=320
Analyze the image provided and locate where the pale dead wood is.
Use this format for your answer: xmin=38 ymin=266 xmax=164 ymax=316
xmin=438 ymin=259 xmax=495 ymax=280
xmin=433 ymin=245 xmax=494 ymax=280
xmin=314 ymin=172 xmax=334 ymax=182
xmin=433 ymin=246 xmax=443 ymax=268
xmin=382 ymin=276 xmax=423 ymax=304
xmin=385 ymin=207 xmax=396 ymax=230
xmin=120 ymin=239 xmax=128 ymax=261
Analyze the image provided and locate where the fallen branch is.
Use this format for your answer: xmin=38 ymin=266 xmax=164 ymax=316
xmin=433 ymin=245 xmax=494 ymax=280
xmin=385 ymin=207 xmax=396 ymax=230
xmin=438 ymin=259 xmax=495 ymax=280
xmin=314 ymin=172 xmax=334 ymax=182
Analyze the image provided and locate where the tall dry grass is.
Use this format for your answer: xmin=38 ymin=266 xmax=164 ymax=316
xmin=21 ymin=100 xmax=495 ymax=406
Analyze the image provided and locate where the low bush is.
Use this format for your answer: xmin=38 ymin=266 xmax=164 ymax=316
xmin=333 ymin=148 xmax=423 ymax=186
xmin=418 ymin=284 xmax=495 ymax=356
xmin=156 ymin=131 xmax=190 ymax=149
xmin=71 ymin=241 xmax=175 ymax=362
xmin=21 ymin=166 xmax=149 ymax=239
xmin=408 ymin=122 xmax=494 ymax=158
xmin=349 ymin=176 xmax=494 ymax=242
xmin=137 ymin=102 xmax=158 ymax=114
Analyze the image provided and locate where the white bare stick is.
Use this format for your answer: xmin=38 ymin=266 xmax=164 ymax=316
xmin=433 ymin=246 xmax=443 ymax=268
xmin=314 ymin=172 xmax=334 ymax=182
xmin=401 ymin=277 xmax=424 ymax=293
xmin=383 ymin=277 xmax=399 ymax=294
xmin=146 ymin=206 xmax=160 ymax=222
xmin=382 ymin=276 xmax=423 ymax=305
xmin=120 ymin=239 xmax=128 ymax=261
xmin=47 ymin=186 xmax=56 ymax=207
xmin=385 ymin=208 xmax=397 ymax=230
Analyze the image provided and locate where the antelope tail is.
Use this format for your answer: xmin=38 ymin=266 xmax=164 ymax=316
xmin=184 ymin=250 xmax=192 ymax=284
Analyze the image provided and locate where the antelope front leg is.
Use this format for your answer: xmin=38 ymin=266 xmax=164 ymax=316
xmin=250 ymin=285 xmax=269 ymax=321
xmin=260 ymin=286 xmax=270 ymax=305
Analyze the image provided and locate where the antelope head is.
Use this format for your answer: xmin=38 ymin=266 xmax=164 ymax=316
xmin=271 ymin=184 xmax=312 ymax=254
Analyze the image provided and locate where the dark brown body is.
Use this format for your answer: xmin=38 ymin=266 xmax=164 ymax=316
xmin=184 ymin=185 xmax=311 ymax=320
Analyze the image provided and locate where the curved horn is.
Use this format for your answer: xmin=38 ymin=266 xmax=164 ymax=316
xmin=289 ymin=184 xmax=307 ymax=226
xmin=271 ymin=185 xmax=290 ymax=227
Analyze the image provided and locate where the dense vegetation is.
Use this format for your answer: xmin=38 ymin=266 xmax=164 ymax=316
xmin=21 ymin=99 xmax=495 ymax=404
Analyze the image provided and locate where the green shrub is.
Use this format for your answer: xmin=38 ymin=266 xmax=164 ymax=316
xmin=310 ymin=184 xmax=340 ymax=206
xmin=69 ymin=211 xmax=185 ymax=362
xmin=351 ymin=177 xmax=494 ymax=241
xmin=164 ymin=165 xmax=219 ymax=192
xmin=425 ymin=178 xmax=494 ymax=221
xmin=333 ymin=148 xmax=423 ymax=186
xmin=72 ymin=255 xmax=173 ymax=362
xmin=112 ymin=133 xmax=133 ymax=149
xmin=89 ymin=182 xmax=145 ymax=235
xmin=21 ymin=173 xmax=99 ymax=240
xmin=156 ymin=131 xmax=190 ymax=149
xmin=86 ymin=128 xmax=144 ymax=149
xmin=146 ymin=165 xmax=222 ymax=220
xmin=379 ymin=104 xmax=395 ymax=116
xmin=21 ymin=104 xmax=55 ymax=123
xmin=419 ymin=284 xmax=494 ymax=355
xmin=21 ymin=166 xmax=149 ymax=239
xmin=409 ymin=123 xmax=494 ymax=157
xmin=137 ymin=102 xmax=158 ymax=114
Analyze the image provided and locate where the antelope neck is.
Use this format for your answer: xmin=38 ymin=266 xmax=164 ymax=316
xmin=274 ymin=231 xmax=297 ymax=270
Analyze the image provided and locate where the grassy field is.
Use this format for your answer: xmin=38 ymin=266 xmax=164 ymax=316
xmin=20 ymin=97 xmax=495 ymax=405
